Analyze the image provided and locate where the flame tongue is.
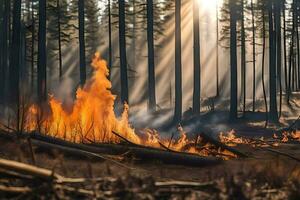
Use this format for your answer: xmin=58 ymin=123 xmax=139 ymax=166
xmin=26 ymin=53 xmax=140 ymax=144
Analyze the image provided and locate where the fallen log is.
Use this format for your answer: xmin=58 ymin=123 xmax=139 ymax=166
xmin=30 ymin=132 xmax=221 ymax=167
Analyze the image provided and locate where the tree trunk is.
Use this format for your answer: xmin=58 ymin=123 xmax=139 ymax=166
xmin=268 ymin=1 xmax=278 ymax=122
xmin=0 ymin=0 xmax=9 ymax=103
xmin=240 ymin=0 xmax=246 ymax=114
xmin=287 ymin=1 xmax=296 ymax=103
xmin=9 ymin=0 xmax=22 ymax=103
xmin=275 ymin=0 xmax=282 ymax=117
xmin=229 ymin=0 xmax=238 ymax=120
xmin=37 ymin=0 xmax=47 ymax=102
xmin=174 ymin=0 xmax=182 ymax=122
xmin=31 ymin=0 xmax=35 ymax=90
xmin=283 ymin=3 xmax=288 ymax=92
xmin=147 ymin=0 xmax=156 ymax=111
xmin=108 ymin=0 xmax=112 ymax=79
xmin=118 ymin=0 xmax=129 ymax=103
xmin=193 ymin=0 xmax=201 ymax=114
xmin=78 ymin=0 xmax=86 ymax=86
xmin=261 ymin=10 xmax=268 ymax=125
xmin=57 ymin=0 xmax=63 ymax=79
xmin=251 ymin=0 xmax=256 ymax=112
xmin=0 ymin=0 xmax=3 ymax=102
xmin=296 ymin=9 xmax=300 ymax=90
xmin=216 ymin=2 xmax=219 ymax=97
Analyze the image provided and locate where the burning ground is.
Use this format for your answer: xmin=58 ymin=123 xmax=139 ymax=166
xmin=0 ymin=54 xmax=300 ymax=199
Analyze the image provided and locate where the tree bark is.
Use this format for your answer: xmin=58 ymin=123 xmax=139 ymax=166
xmin=37 ymin=0 xmax=47 ymax=102
xmin=147 ymin=0 xmax=156 ymax=111
xmin=268 ymin=1 xmax=278 ymax=122
xmin=78 ymin=0 xmax=86 ymax=86
xmin=57 ymin=0 xmax=63 ymax=79
xmin=251 ymin=0 xmax=256 ymax=112
xmin=9 ymin=0 xmax=22 ymax=103
xmin=193 ymin=0 xmax=201 ymax=114
xmin=108 ymin=0 xmax=112 ymax=79
xmin=261 ymin=10 xmax=268 ymax=125
xmin=229 ymin=0 xmax=238 ymax=120
xmin=241 ymin=0 xmax=246 ymax=114
xmin=174 ymin=0 xmax=182 ymax=122
xmin=118 ymin=0 xmax=129 ymax=103
xmin=0 ymin=0 xmax=9 ymax=103
xmin=275 ymin=1 xmax=282 ymax=117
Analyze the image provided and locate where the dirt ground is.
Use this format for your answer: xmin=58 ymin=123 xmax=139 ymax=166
xmin=0 ymin=131 xmax=299 ymax=199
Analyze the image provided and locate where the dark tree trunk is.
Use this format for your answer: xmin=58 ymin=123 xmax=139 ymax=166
xmin=57 ymin=0 xmax=63 ymax=79
xmin=296 ymin=9 xmax=300 ymax=90
xmin=229 ymin=0 xmax=238 ymax=120
xmin=31 ymin=0 xmax=35 ymax=89
xmin=0 ymin=0 xmax=4 ymax=102
xmin=78 ymin=0 xmax=86 ymax=86
xmin=268 ymin=1 xmax=278 ymax=122
xmin=287 ymin=1 xmax=296 ymax=103
xmin=108 ymin=0 xmax=112 ymax=79
xmin=240 ymin=0 xmax=246 ymax=114
xmin=216 ymin=2 xmax=219 ymax=97
xmin=275 ymin=0 xmax=282 ymax=117
xmin=251 ymin=0 xmax=256 ymax=112
xmin=174 ymin=0 xmax=182 ymax=122
xmin=118 ymin=0 xmax=128 ymax=103
xmin=147 ymin=0 xmax=156 ymax=111
xmin=283 ymin=3 xmax=288 ymax=92
xmin=37 ymin=0 xmax=47 ymax=102
xmin=261 ymin=10 xmax=268 ymax=125
xmin=0 ymin=0 xmax=9 ymax=103
xmin=193 ymin=0 xmax=201 ymax=114
xmin=9 ymin=0 xmax=22 ymax=103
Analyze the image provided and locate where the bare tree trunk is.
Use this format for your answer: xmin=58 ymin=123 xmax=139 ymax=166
xmin=118 ymin=0 xmax=129 ymax=103
xmin=174 ymin=0 xmax=182 ymax=122
xmin=216 ymin=1 xmax=219 ymax=97
xmin=283 ymin=3 xmax=288 ymax=92
xmin=0 ymin=0 xmax=9 ymax=103
xmin=78 ymin=0 xmax=86 ymax=86
xmin=262 ymin=10 xmax=268 ymax=126
xmin=57 ymin=0 xmax=63 ymax=79
xmin=275 ymin=0 xmax=282 ymax=117
xmin=229 ymin=0 xmax=238 ymax=120
xmin=268 ymin=1 xmax=278 ymax=122
xmin=37 ymin=0 xmax=47 ymax=102
xmin=9 ymin=0 xmax=22 ymax=103
xmin=108 ymin=0 xmax=112 ymax=79
xmin=193 ymin=0 xmax=201 ymax=114
xmin=147 ymin=0 xmax=156 ymax=111
xmin=31 ymin=0 xmax=35 ymax=90
xmin=251 ymin=0 xmax=256 ymax=112
xmin=241 ymin=0 xmax=246 ymax=114
xmin=287 ymin=1 xmax=296 ymax=103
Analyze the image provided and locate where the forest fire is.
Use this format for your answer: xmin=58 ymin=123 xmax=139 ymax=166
xmin=25 ymin=53 xmax=141 ymax=144
xmin=23 ymin=53 xmax=204 ymax=156
xmin=18 ymin=53 xmax=244 ymax=160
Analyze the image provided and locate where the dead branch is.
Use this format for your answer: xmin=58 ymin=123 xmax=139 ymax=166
xmin=0 ymin=185 xmax=32 ymax=194
xmin=155 ymin=180 xmax=215 ymax=188
xmin=199 ymin=132 xmax=249 ymax=158
xmin=0 ymin=158 xmax=62 ymax=181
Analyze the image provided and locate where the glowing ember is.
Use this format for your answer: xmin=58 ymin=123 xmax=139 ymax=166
xmin=219 ymin=130 xmax=249 ymax=146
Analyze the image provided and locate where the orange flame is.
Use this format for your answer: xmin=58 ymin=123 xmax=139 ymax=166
xmin=25 ymin=53 xmax=140 ymax=143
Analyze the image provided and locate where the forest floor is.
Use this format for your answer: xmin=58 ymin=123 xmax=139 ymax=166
xmin=0 ymin=94 xmax=300 ymax=199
